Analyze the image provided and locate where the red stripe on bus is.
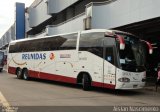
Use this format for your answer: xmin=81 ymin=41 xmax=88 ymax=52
xmin=103 ymin=83 xmax=115 ymax=89
xmin=8 ymin=66 xmax=115 ymax=89
xmin=92 ymin=81 xmax=115 ymax=89
xmin=28 ymin=70 xmax=77 ymax=84
xmin=28 ymin=70 xmax=39 ymax=78
xmin=8 ymin=66 xmax=76 ymax=84
xmin=92 ymin=81 xmax=103 ymax=87
xmin=8 ymin=66 xmax=16 ymax=74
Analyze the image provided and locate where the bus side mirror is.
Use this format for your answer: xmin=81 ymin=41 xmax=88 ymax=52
xmin=116 ymin=35 xmax=125 ymax=50
xmin=104 ymin=32 xmax=125 ymax=50
xmin=141 ymin=40 xmax=153 ymax=54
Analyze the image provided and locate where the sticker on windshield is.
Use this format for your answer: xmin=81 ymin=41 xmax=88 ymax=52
xmin=107 ymin=56 xmax=112 ymax=62
xmin=120 ymin=59 xmax=125 ymax=64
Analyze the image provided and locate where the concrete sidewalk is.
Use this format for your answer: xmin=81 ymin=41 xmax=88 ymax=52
xmin=144 ymin=85 xmax=160 ymax=93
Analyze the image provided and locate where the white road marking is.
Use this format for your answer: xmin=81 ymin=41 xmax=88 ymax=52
xmin=0 ymin=91 xmax=17 ymax=112
xmin=0 ymin=91 xmax=11 ymax=107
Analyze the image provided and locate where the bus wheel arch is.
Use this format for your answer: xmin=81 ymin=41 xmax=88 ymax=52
xmin=22 ymin=68 xmax=30 ymax=80
xmin=16 ymin=67 xmax=22 ymax=79
xmin=77 ymin=72 xmax=92 ymax=90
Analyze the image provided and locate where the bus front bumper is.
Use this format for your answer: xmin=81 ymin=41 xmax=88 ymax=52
xmin=115 ymin=82 xmax=146 ymax=90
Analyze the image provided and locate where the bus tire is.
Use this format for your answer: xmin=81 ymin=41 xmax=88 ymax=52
xmin=82 ymin=74 xmax=91 ymax=91
xmin=23 ymin=69 xmax=29 ymax=80
xmin=16 ymin=68 xmax=22 ymax=79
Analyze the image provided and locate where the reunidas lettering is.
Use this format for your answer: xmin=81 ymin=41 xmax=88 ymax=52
xmin=22 ymin=53 xmax=46 ymax=60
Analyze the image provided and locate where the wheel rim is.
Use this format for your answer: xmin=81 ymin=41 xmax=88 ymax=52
xmin=82 ymin=75 xmax=88 ymax=88
xmin=17 ymin=70 xmax=21 ymax=77
xmin=24 ymin=71 xmax=27 ymax=79
xmin=82 ymin=78 xmax=85 ymax=88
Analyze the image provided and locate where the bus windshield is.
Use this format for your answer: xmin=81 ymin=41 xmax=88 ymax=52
xmin=116 ymin=34 xmax=146 ymax=72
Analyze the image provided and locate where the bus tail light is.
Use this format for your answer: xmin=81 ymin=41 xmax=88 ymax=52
xmin=141 ymin=40 xmax=153 ymax=54
xmin=118 ymin=77 xmax=130 ymax=82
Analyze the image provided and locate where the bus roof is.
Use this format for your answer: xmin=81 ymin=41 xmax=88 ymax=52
xmin=9 ymin=29 xmax=136 ymax=45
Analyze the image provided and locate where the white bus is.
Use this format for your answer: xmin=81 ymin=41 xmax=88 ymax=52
xmin=7 ymin=29 xmax=153 ymax=90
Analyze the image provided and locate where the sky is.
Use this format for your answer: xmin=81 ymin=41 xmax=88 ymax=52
xmin=0 ymin=0 xmax=35 ymax=38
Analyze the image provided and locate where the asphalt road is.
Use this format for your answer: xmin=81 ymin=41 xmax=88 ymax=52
xmin=0 ymin=70 xmax=160 ymax=111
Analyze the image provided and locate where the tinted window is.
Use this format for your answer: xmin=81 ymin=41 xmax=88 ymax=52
xmin=105 ymin=47 xmax=115 ymax=65
xmin=59 ymin=33 xmax=78 ymax=50
xmin=79 ymin=32 xmax=104 ymax=47
xmin=79 ymin=32 xmax=104 ymax=58
xmin=9 ymin=33 xmax=78 ymax=53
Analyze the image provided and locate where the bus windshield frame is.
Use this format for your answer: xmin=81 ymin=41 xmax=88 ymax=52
xmin=115 ymin=33 xmax=146 ymax=72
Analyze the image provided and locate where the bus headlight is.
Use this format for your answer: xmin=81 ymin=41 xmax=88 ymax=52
xmin=118 ymin=77 xmax=130 ymax=82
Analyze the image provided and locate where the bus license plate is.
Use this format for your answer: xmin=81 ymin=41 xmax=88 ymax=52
xmin=133 ymin=85 xmax=138 ymax=88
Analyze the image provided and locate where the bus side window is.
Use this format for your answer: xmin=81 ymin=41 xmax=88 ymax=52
xmin=43 ymin=37 xmax=58 ymax=51
xmin=87 ymin=47 xmax=103 ymax=58
xmin=59 ymin=33 xmax=78 ymax=50
xmin=105 ymin=47 xmax=115 ymax=65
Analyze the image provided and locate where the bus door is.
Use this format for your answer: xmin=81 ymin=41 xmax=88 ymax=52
xmin=103 ymin=38 xmax=116 ymax=89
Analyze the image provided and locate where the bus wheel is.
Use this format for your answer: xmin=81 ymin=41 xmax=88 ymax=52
xmin=23 ymin=69 xmax=29 ymax=80
xmin=16 ymin=68 xmax=22 ymax=79
xmin=82 ymin=74 xmax=91 ymax=91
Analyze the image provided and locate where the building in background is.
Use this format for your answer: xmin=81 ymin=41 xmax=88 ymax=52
xmin=1 ymin=0 xmax=160 ymax=72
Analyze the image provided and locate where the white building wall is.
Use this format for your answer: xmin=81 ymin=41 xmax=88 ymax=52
xmin=28 ymin=32 xmax=46 ymax=38
xmin=11 ymin=24 xmax=16 ymax=41
xmin=4 ymin=34 xmax=7 ymax=45
xmin=30 ymin=0 xmax=43 ymax=8
xmin=6 ymin=31 xmax=11 ymax=44
xmin=91 ymin=0 xmax=160 ymax=29
xmin=25 ymin=13 xmax=31 ymax=32
xmin=0 ymin=24 xmax=16 ymax=48
xmin=2 ymin=35 xmax=6 ymax=46
xmin=48 ymin=0 xmax=79 ymax=14
xmin=29 ymin=0 xmax=51 ymax=27
xmin=46 ymin=14 xmax=85 ymax=36
xmin=0 ymin=39 xmax=2 ymax=48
